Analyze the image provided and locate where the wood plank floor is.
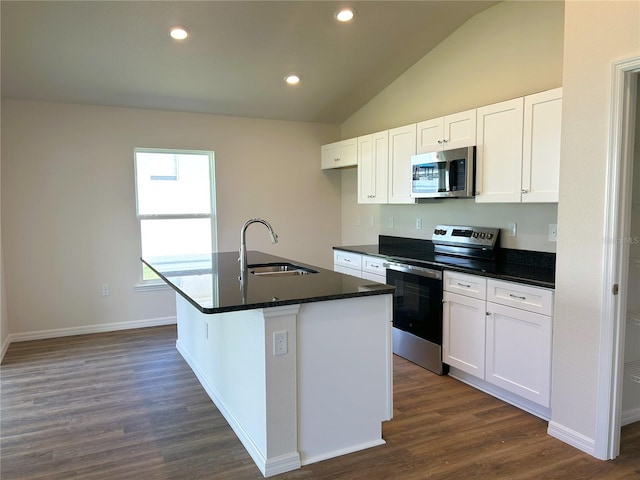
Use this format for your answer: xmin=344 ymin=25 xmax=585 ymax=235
xmin=1 ymin=325 xmax=638 ymax=479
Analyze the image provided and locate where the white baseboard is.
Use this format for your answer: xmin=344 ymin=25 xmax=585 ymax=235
xmin=176 ymin=340 xmax=301 ymax=477
xmin=5 ymin=316 xmax=177 ymax=345
xmin=299 ymin=439 xmax=385 ymax=467
xmin=448 ymin=367 xmax=551 ymax=421
xmin=1 ymin=334 xmax=10 ymax=362
xmin=547 ymin=421 xmax=595 ymax=456
xmin=621 ymin=406 xmax=640 ymax=426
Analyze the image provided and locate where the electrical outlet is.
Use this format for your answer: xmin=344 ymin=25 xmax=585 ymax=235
xmin=101 ymin=283 xmax=110 ymax=296
xmin=507 ymin=223 xmax=517 ymax=237
xmin=549 ymin=224 xmax=558 ymax=242
xmin=273 ymin=331 xmax=288 ymax=356
xmin=388 ymin=217 xmax=394 ymax=229
xmin=369 ymin=215 xmax=375 ymax=227
xmin=416 ymin=218 xmax=422 ymax=230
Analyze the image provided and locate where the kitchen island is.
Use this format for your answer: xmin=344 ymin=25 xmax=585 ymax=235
xmin=142 ymin=251 xmax=394 ymax=477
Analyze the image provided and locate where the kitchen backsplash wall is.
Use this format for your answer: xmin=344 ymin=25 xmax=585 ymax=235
xmin=340 ymin=168 xmax=558 ymax=251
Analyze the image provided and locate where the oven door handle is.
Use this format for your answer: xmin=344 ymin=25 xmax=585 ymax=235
xmin=383 ymin=262 xmax=442 ymax=280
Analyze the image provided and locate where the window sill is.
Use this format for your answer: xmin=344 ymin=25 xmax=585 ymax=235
xmin=134 ymin=282 xmax=172 ymax=293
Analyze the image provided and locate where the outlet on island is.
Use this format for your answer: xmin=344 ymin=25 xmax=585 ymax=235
xmin=273 ymin=331 xmax=288 ymax=356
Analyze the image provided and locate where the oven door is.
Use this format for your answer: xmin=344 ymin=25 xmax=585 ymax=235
xmin=385 ymin=262 xmax=447 ymax=375
xmin=385 ymin=263 xmax=443 ymax=344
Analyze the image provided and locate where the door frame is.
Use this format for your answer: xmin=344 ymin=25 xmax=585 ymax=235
xmin=596 ymin=56 xmax=639 ymax=460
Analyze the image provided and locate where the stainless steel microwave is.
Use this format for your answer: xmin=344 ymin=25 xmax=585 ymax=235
xmin=410 ymin=146 xmax=476 ymax=199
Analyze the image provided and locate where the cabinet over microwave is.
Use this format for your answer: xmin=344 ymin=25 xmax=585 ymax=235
xmin=411 ymin=146 xmax=476 ymax=199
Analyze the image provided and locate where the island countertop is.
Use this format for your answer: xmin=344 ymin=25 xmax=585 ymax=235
xmin=142 ymin=250 xmax=394 ymax=314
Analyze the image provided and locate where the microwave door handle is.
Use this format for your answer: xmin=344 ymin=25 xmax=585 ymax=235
xmin=444 ymin=159 xmax=451 ymax=193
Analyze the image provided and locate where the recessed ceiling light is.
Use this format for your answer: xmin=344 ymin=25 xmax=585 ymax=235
xmin=285 ymin=75 xmax=301 ymax=85
xmin=169 ymin=26 xmax=189 ymax=40
xmin=335 ymin=8 xmax=355 ymax=22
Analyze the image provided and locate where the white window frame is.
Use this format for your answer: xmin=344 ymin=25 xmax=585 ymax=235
xmin=133 ymin=148 xmax=217 ymax=291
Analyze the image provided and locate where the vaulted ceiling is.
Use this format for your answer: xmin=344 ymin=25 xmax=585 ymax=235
xmin=1 ymin=1 xmax=498 ymax=124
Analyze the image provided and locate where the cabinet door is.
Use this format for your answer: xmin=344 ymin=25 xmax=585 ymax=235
xmin=334 ymin=264 xmax=362 ymax=278
xmin=485 ymin=302 xmax=552 ymax=407
xmin=388 ymin=124 xmax=417 ymax=204
xmin=444 ymin=109 xmax=477 ymax=150
xmin=475 ymin=98 xmax=524 ymax=203
xmin=443 ymin=291 xmax=487 ymax=379
xmin=321 ymin=138 xmax=357 ymax=169
xmin=358 ymin=131 xmax=388 ymax=204
xmin=416 ymin=117 xmax=444 ymax=153
xmin=522 ymin=88 xmax=562 ymax=203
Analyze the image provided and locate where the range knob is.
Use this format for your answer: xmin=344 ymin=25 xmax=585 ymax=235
xmin=487 ymin=233 xmax=494 ymax=240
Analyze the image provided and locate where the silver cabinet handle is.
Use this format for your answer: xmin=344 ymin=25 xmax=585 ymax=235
xmin=457 ymin=282 xmax=471 ymax=288
xmin=521 ymin=189 xmax=529 ymax=194
xmin=509 ymin=293 xmax=527 ymax=300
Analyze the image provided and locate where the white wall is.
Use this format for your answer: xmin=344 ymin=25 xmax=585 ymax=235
xmin=552 ymin=0 xmax=639 ymax=451
xmin=339 ymin=1 xmax=564 ymax=251
xmin=1 ymin=100 xmax=340 ymax=337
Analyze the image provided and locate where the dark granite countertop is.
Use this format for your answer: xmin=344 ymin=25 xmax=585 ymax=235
xmin=335 ymin=236 xmax=555 ymax=289
xmin=142 ymin=250 xmax=394 ymax=314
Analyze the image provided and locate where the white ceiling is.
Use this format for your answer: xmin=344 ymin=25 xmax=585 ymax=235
xmin=1 ymin=1 xmax=499 ymax=124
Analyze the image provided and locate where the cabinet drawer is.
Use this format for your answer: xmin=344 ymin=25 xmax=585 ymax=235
xmin=444 ymin=271 xmax=487 ymax=300
xmin=333 ymin=250 xmax=362 ymax=270
xmin=487 ymin=279 xmax=554 ymax=316
xmin=362 ymin=255 xmax=386 ymax=277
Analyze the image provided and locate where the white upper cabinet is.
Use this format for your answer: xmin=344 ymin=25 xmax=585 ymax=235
xmin=321 ymin=138 xmax=357 ymax=169
xmin=476 ymin=88 xmax=562 ymax=203
xmin=388 ymin=124 xmax=417 ymax=204
xmin=358 ymin=131 xmax=389 ymax=204
xmin=475 ymin=98 xmax=525 ymax=203
xmin=416 ymin=109 xmax=477 ymax=154
xmin=522 ymin=87 xmax=562 ymax=203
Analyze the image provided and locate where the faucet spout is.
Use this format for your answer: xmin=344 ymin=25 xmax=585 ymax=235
xmin=239 ymin=218 xmax=278 ymax=281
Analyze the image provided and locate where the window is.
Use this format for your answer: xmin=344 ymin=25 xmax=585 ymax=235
xmin=134 ymin=148 xmax=216 ymax=284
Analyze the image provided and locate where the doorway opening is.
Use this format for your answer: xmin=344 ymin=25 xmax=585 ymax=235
xmin=597 ymin=57 xmax=640 ymax=460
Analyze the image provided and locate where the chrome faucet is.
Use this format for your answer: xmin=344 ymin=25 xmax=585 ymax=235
xmin=239 ymin=218 xmax=278 ymax=280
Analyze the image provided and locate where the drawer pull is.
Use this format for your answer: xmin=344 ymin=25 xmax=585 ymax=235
xmin=509 ymin=293 xmax=527 ymax=301
xmin=457 ymin=282 xmax=471 ymax=288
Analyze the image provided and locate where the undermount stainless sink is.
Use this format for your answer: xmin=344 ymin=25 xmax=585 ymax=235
xmin=248 ymin=262 xmax=318 ymax=277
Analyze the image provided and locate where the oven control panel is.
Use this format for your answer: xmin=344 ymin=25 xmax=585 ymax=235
xmin=432 ymin=224 xmax=500 ymax=248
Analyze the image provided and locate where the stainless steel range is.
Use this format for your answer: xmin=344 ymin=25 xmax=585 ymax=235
xmin=384 ymin=225 xmax=500 ymax=375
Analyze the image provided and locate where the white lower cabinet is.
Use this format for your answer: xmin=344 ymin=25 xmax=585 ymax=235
xmin=485 ymin=302 xmax=552 ymax=407
xmin=333 ymin=250 xmax=387 ymax=283
xmin=333 ymin=250 xmax=362 ymax=277
xmin=361 ymin=255 xmax=387 ymax=282
xmin=443 ymin=290 xmax=486 ymax=378
xmin=443 ymin=271 xmax=554 ymax=411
